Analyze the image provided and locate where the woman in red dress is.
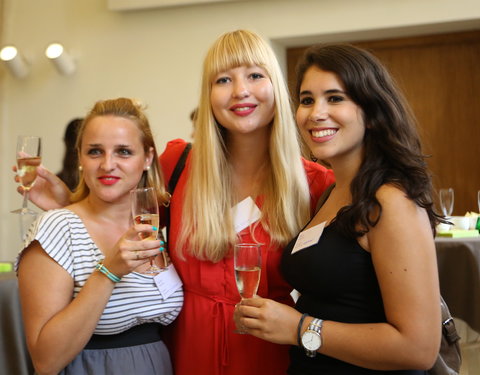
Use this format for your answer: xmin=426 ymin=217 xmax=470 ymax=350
xmin=160 ymin=30 xmax=334 ymax=375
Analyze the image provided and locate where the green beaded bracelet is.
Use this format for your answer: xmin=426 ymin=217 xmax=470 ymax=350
xmin=95 ymin=263 xmax=121 ymax=283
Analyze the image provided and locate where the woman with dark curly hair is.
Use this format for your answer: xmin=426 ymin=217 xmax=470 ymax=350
xmin=234 ymin=43 xmax=443 ymax=374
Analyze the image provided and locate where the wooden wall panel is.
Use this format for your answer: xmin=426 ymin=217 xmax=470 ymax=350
xmin=287 ymin=30 xmax=480 ymax=216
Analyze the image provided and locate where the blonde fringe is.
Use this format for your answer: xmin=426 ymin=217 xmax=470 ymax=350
xmin=176 ymin=30 xmax=311 ymax=262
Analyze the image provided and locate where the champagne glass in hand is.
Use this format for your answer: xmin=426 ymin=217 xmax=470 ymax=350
xmin=234 ymin=243 xmax=261 ymax=299
xmin=12 ymin=136 xmax=42 ymax=215
xmin=439 ymin=188 xmax=454 ymax=217
xmin=234 ymin=243 xmax=261 ymax=333
xmin=130 ymin=187 xmax=164 ymax=274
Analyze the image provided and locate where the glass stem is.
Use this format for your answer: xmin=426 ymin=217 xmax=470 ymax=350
xmin=162 ymin=251 xmax=168 ymax=267
xmin=22 ymin=190 xmax=29 ymax=210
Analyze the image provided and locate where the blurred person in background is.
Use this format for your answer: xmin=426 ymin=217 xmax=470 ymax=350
xmin=56 ymin=117 xmax=82 ymax=191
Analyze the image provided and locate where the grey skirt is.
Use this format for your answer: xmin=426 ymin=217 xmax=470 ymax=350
xmin=58 ymin=340 xmax=172 ymax=375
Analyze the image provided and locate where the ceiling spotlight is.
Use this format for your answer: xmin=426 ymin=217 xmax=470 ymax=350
xmin=0 ymin=45 xmax=29 ymax=78
xmin=45 ymin=43 xmax=76 ymax=75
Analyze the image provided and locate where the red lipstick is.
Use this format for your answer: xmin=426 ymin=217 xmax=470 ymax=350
xmin=98 ymin=176 xmax=120 ymax=185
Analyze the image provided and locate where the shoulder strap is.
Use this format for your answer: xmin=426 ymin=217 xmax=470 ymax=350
xmin=165 ymin=142 xmax=192 ymax=245
xmin=167 ymin=142 xmax=192 ymax=195
xmin=315 ymin=183 xmax=335 ymax=213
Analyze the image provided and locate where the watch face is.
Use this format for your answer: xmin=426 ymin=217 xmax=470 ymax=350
xmin=301 ymin=331 xmax=321 ymax=351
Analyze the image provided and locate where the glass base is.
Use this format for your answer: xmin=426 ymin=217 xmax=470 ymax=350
xmin=142 ymin=265 xmax=165 ymax=275
xmin=11 ymin=207 xmax=37 ymax=215
xmin=13 ymin=209 xmax=38 ymax=242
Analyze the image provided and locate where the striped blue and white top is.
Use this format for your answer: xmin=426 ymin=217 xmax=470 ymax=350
xmin=17 ymin=209 xmax=183 ymax=335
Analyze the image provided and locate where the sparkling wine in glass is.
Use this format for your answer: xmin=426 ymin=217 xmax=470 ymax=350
xmin=130 ymin=187 xmax=164 ymax=274
xmin=12 ymin=136 xmax=42 ymax=215
xmin=439 ymin=188 xmax=454 ymax=218
xmin=234 ymin=243 xmax=261 ymax=299
xmin=233 ymin=243 xmax=261 ymax=334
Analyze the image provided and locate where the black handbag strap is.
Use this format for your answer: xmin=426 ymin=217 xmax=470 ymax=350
xmin=167 ymin=143 xmax=192 ymax=195
xmin=165 ymin=142 xmax=192 ymax=244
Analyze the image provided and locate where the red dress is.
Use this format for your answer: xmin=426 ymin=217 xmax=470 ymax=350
xmin=160 ymin=139 xmax=334 ymax=375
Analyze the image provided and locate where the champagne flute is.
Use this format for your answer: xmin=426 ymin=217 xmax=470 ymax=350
xmin=130 ymin=187 xmax=164 ymax=274
xmin=234 ymin=243 xmax=261 ymax=333
xmin=234 ymin=243 xmax=261 ymax=299
xmin=12 ymin=136 xmax=42 ymax=215
xmin=439 ymin=188 xmax=454 ymax=218
xmin=477 ymin=190 xmax=480 ymax=213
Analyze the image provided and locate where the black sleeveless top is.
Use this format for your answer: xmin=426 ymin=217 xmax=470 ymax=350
xmin=281 ymin=220 xmax=427 ymax=375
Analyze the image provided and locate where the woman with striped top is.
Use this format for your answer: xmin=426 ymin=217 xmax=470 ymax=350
xmin=15 ymin=98 xmax=183 ymax=375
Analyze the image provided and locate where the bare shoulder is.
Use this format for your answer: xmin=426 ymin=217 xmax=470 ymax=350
xmin=371 ymin=184 xmax=431 ymax=237
xmin=375 ymin=184 xmax=416 ymax=214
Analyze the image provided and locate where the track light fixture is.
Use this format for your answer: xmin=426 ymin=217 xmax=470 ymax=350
xmin=45 ymin=43 xmax=76 ymax=76
xmin=0 ymin=45 xmax=29 ymax=78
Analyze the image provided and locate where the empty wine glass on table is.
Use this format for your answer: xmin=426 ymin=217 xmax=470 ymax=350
xmin=477 ymin=190 xmax=480 ymax=213
xmin=439 ymin=188 xmax=454 ymax=218
xmin=130 ymin=187 xmax=165 ymax=274
xmin=12 ymin=135 xmax=42 ymax=215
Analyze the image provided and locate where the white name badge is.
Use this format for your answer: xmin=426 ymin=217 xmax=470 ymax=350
xmin=154 ymin=264 xmax=183 ymax=299
xmin=232 ymin=196 xmax=262 ymax=233
xmin=291 ymin=221 xmax=326 ymax=254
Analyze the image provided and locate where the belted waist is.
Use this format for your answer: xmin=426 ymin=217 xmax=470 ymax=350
xmin=85 ymin=323 xmax=162 ymax=350
xmin=184 ymin=286 xmax=239 ymax=305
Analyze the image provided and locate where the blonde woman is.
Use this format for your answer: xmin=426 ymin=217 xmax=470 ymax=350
xmin=160 ymin=30 xmax=334 ymax=375
xmin=16 ymin=98 xmax=183 ymax=375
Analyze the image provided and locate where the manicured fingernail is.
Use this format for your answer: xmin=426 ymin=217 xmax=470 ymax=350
xmin=159 ymin=247 xmax=165 ymax=252
xmin=160 ymin=240 xmax=165 ymax=245
xmin=152 ymin=226 xmax=158 ymax=231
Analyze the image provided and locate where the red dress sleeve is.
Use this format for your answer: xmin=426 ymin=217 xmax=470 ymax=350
xmin=159 ymin=138 xmax=190 ymax=183
xmin=302 ymin=158 xmax=335 ymax=213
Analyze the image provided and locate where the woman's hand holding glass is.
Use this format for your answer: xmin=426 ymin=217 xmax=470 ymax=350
xmin=13 ymin=164 xmax=71 ymax=211
xmin=12 ymin=136 xmax=42 ymax=215
xmin=101 ymin=225 xmax=164 ymax=279
xmin=130 ymin=187 xmax=167 ymax=274
xmin=234 ymin=297 xmax=302 ymax=345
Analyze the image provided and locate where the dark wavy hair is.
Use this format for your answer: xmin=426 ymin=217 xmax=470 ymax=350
xmin=295 ymin=43 xmax=443 ymax=237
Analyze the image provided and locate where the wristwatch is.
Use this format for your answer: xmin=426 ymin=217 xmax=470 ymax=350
xmin=301 ymin=318 xmax=323 ymax=357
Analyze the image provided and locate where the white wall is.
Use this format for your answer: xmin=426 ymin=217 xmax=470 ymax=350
xmin=1 ymin=0 xmax=479 ymax=261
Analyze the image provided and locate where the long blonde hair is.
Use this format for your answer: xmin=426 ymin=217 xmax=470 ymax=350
xmin=177 ymin=30 xmax=311 ymax=262
xmin=71 ymin=97 xmax=168 ymax=204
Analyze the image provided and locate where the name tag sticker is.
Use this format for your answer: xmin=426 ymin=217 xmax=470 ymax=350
xmin=154 ymin=264 xmax=183 ymax=299
xmin=291 ymin=222 xmax=326 ymax=254
xmin=232 ymin=196 xmax=261 ymax=233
